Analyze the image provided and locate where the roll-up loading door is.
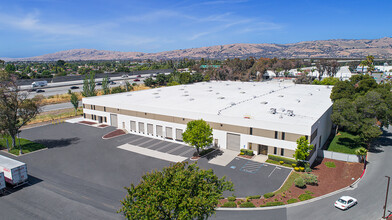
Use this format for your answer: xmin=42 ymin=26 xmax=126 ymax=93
xmin=166 ymin=127 xmax=173 ymax=139
xmin=130 ymin=121 xmax=136 ymax=132
xmin=226 ymin=133 xmax=240 ymax=151
xmin=110 ymin=114 xmax=118 ymax=127
xmin=156 ymin=125 xmax=163 ymax=137
xmin=138 ymin=122 xmax=145 ymax=133
xmin=176 ymin=129 xmax=183 ymax=141
xmin=147 ymin=124 xmax=153 ymax=135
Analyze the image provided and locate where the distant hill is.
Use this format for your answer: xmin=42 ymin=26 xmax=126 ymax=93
xmin=3 ymin=37 xmax=392 ymax=61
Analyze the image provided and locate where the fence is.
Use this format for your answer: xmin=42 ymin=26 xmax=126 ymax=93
xmin=318 ymin=150 xmax=360 ymax=163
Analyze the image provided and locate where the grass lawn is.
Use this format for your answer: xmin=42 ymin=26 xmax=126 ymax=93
xmin=28 ymin=108 xmax=83 ymax=125
xmin=0 ymin=136 xmax=46 ymax=156
xmin=326 ymin=131 xmax=364 ymax=154
xmin=275 ymin=171 xmax=301 ymax=194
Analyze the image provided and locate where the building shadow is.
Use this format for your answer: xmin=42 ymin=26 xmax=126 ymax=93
xmin=33 ymin=137 xmax=80 ymax=149
xmin=1 ymin=175 xmax=43 ymax=197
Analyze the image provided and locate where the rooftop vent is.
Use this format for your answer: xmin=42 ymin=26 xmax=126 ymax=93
xmin=153 ymin=92 xmax=159 ymax=95
xmin=279 ymin=108 xmax=286 ymax=112
xmin=270 ymin=108 xmax=277 ymax=114
xmin=279 ymin=114 xmax=283 ymax=119
xmin=218 ymin=97 xmax=225 ymax=100
xmin=189 ymin=98 xmax=194 ymax=101
xmin=207 ymin=89 xmax=213 ymax=92
xmin=126 ymin=94 xmax=132 ymax=96
xmin=278 ymin=95 xmax=284 ymax=98
xmin=287 ymin=110 xmax=295 ymax=116
xmin=155 ymin=96 xmax=160 ymax=98
xmin=261 ymin=101 xmax=268 ymax=105
xmin=238 ymin=87 xmax=242 ymax=90
xmin=230 ymin=102 xmax=236 ymax=106
xmin=184 ymin=91 xmax=188 ymax=93
xmin=179 ymin=88 xmax=184 ymax=90
xmin=240 ymin=91 xmax=246 ymax=94
xmin=216 ymin=92 xmax=220 ymax=95
xmin=296 ymin=99 xmax=301 ymax=103
xmin=183 ymin=94 xmax=189 ymax=97
xmin=309 ymin=93 xmax=313 ymax=96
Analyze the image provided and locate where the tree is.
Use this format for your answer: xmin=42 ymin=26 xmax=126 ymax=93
xmin=331 ymin=98 xmax=360 ymax=133
xmin=81 ymin=73 xmax=97 ymax=97
xmin=294 ymin=136 xmax=314 ymax=162
xmin=5 ymin=64 xmax=16 ymax=73
xmin=355 ymin=147 xmax=367 ymax=163
xmin=111 ymin=86 xmax=125 ymax=94
xmin=56 ymin=60 xmax=66 ymax=67
xmin=70 ymin=93 xmax=79 ymax=115
xmin=101 ymin=76 xmax=110 ymax=95
xmin=124 ymin=81 xmax=132 ymax=92
xmin=182 ymin=119 xmax=213 ymax=156
xmin=118 ymin=162 xmax=233 ymax=220
xmin=0 ymin=72 xmax=42 ymax=153
xmin=330 ymin=81 xmax=355 ymax=102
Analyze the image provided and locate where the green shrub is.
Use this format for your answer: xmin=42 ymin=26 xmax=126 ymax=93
xmin=325 ymin=161 xmax=336 ymax=168
xmin=305 ymin=167 xmax=312 ymax=172
xmin=299 ymin=167 xmax=305 ymax=172
xmin=260 ymin=201 xmax=285 ymax=207
xmin=268 ymin=154 xmax=297 ymax=165
xmin=228 ymin=196 xmax=236 ymax=202
xmin=221 ymin=202 xmax=237 ymax=208
xmin=287 ymin=198 xmax=298 ymax=204
xmin=263 ymin=192 xmax=275 ymax=198
xmin=294 ymin=167 xmax=300 ymax=172
xmin=248 ymin=195 xmax=261 ymax=199
xmin=295 ymin=177 xmax=306 ymax=188
xmin=298 ymin=193 xmax=313 ymax=201
xmin=239 ymin=202 xmax=256 ymax=208
xmin=303 ymin=173 xmax=318 ymax=185
xmin=305 ymin=190 xmax=314 ymax=195
xmin=279 ymin=161 xmax=284 ymax=165
xmin=240 ymin=149 xmax=247 ymax=153
xmin=292 ymin=163 xmax=297 ymax=168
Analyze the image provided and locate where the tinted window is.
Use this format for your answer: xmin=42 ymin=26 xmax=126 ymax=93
xmin=338 ymin=199 xmax=347 ymax=204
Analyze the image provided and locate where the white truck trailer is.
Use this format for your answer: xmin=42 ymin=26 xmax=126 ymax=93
xmin=0 ymin=172 xmax=5 ymax=194
xmin=0 ymin=155 xmax=28 ymax=187
xmin=31 ymin=80 xmax=47 ymax=87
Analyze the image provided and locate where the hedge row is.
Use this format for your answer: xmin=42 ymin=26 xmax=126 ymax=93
xmin=247 ymin=195 xmax=261 ymax=200
xmin=221 ymin=202 xmax=237 ymax=208
xmin=240 ymin=149 xmax=254 ymax=156
xmin=268 ymin=154 xmax=297 ymax=165
xmin=239 ymin=202 xmax=256 ymax=208
xmin=263 ymin=192 xmax=275 ymax=198
xmin=260 ymin=201 xmax=285 ymax=207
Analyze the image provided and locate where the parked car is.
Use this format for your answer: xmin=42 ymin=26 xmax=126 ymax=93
xmin=334 ymin=196 xmax=357 ymax=210
xmin=121 ymin=74 xmax=128 ymax=78
xmin=134 ymin=79 xmax=140 ymax=82
xmin=70 ymin=86 xmax=79 ymax=89
xmin=109 ymin=81 xmax=116 ymax=85
xmin=137 ymin=75 xmax=141 ymax=77
xmin=96 ymin=82 xmax=102 ymax=85
xmin=36 ymin=89 xmax=45 ymax=93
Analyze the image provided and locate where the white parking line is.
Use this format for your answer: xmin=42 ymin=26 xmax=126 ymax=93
xmin=118 ymin=144 xmax=187 ymax=163
xmin=136 ymin=138 xmax=156 ymax=147
xmin=268 ymin=166 xmax=278 ymax=178
xmin=145 ymin=140 xmax=165 ymax=149
xmin=166 ymin=145 xmax=186 ymax=154
xmin=179 ymin=147 xmax=195 ymax=156
xmin=127 ymin=136 xmax=147 ymax=144
xmin=155 ymin=142 xmax=177 ymax=151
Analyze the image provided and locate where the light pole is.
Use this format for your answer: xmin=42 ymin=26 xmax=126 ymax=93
xmin=384 ymin=176 xmax=391 ymax=219
xmin=18 ymin=132 xmax=22 ymax=155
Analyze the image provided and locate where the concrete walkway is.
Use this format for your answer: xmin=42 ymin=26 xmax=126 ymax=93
xmin=117 ymin=143 xmax=187 ymax=163
xmin=208 ymin=149 xmax=238 ymax=166
xmin=251 ymin=154 xmax=268 ymax=163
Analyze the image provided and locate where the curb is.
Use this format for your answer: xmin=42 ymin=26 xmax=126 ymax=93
xmin=218 ymin=157 xmax=368 ymax=211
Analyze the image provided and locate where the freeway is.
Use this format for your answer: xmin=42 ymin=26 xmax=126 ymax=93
xmin=214 ymin=126 xmax=392 ymax=220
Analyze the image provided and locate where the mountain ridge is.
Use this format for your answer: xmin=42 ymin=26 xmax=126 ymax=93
xmin=3 ymin=37 xmax=392 ymax=61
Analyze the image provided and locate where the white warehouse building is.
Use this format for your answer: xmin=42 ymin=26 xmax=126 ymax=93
xmin=82 ymin=81 xmax=333 ymax=165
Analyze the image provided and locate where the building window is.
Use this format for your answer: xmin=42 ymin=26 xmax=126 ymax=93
xmin=93 ymin=105 xmax=95 ymax=110
xmin=274 ymin=131 xmax=278 ymax=139
xmin=274 ymin=147 xmax=277 ymax=155
xmin=104 ymin=107 xmax=106 ymax=112
xmin=83 ymin=104 xmax=85 ymax=108
xmin=250 ymin=127 xmax=253 ymax=135
xmin=281 ymin=132 xmax=285 ymax=140
xmin=281 ymin=148 xmax=284 ymax=156
xmin=311 ymin=129 xmax=318 ymax=143
xmin=104 ymin=117 xmax=107 ymax=122
xmin=83 ymin=113 xmax=86 ymax=118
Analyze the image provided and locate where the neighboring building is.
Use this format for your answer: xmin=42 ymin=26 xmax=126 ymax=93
xmin=200 ymin=65 xmax=221 ymax=69
xmin=82 ymin=81 xmax=333 ymax=165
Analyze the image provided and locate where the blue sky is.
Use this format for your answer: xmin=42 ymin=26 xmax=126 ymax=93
xmin=1 ymin=0 xmax=391 ymax=58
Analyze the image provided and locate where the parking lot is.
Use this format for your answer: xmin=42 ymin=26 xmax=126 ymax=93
xmin=0 ymin=122 xmax=291 ymax=219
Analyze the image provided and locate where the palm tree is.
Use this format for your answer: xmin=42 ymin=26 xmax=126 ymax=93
xmin=355 ymin=147 xmax=368 ymax=163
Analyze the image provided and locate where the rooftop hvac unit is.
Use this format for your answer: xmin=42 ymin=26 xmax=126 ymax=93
xmin=270 ymin=108 xmax=277 ymax=114
xmin=260 ymin=101 xmax=268 ymax=105
xmin=230 ymin=102 xmax=236 ymax=106
xmin=287 ymin=110 xmax=295 ymax=116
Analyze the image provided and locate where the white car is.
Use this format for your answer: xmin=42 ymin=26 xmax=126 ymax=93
xmin=121 ymin=74 xmax=128 ymax=78
xmin=334 ymin=196 xmax=357 ymax=210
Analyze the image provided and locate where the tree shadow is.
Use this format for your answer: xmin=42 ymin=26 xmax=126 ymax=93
xmin=33 ymin=137 xmax=80 ymax=149
xmin=337 ymin=137 xmax=362 ymax=149
xmin=1 ymin=175 xmax=43 ymax=197
xmin=203 ymin=149 xmax=223 ymax=160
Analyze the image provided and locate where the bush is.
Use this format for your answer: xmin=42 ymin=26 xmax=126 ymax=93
xmin=247 ymin=195 xmax=261 ymax=199
xmin=260 ymin=201 xmax=285 ymax=207
xmin=263 ymin=192 xmax=275 ymax=198
xmin=303 ymin=173 xmax=318 ymax=185
xmin=228 ymin=196 xmax=236 ymax=202
xmin=298 ymin=193 xmax=313 ymax=201
xmin=240 ymin=152 xmax=245 ymax=155
xmin=305 ymin=167 xmax=312 ymax=172
xmin=239 ymin=202 xmax=256 ymax=208
xmin=279 ymin=161 xmax=284 ymax=165
xmin=221 ymin=202 xmax=237 ymax=208
xmin=299 ymin=167 xmax=305 ymax=172
xmin=292 ymin=163 xmax=297 ymax=168
xmin=240 ymin=149 xmax=254 ymax=156
xmin=295 ymin=177 xmax=306 ymax=188
xmin=268 ymin=154 xmax=297 ymax=165
xmin=287 ymin=198 xmax=298 ymax=204
xmin=294 ymin=167 xmax=300 ymax=172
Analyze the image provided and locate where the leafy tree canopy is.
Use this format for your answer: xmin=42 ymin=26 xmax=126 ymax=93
xmin=294 ymin=136 xmax=314 ymax=162
xmin=118 ymin=162 xmax=233 ymax=220
xmin=183 ymin=119 xmax=213 ymax=156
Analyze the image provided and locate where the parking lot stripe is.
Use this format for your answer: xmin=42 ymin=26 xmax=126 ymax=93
xmin=179 ymin=147 xmax=194 ymax=156
xmin=145 ymin=140 xmax=165 ymax=149
xmin=127 ymin=136 xmax=147 ymax=144
xmin=116 ymin=135 xmax=137 ymax=143
xmin=136 ymin=138 xmax=156 ymax=147
xmin=268 ymin=166 xmax=278 ymax=178
xmin=155 ymin=142 xmax=177 ymax=151
xmin=166 ymin=145 xmax=186 ymax=154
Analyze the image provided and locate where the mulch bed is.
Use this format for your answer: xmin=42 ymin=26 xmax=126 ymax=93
xmin=218 ymin=158 xmax=364 ymax=208
xmin=102 ymin=129 xmax=126 ymax=139
xmin=79 ymin=121 xmax=97 ymax=125
xmin=98 ymin=124 xmax=109 ymax=128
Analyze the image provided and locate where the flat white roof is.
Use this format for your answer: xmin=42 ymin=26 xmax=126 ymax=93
xmin=83 ymin=80 xmax=333 ymax=134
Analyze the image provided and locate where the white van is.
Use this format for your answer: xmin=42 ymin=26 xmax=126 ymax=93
xmin=31 ymin=81 xmax=48 ymax=88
